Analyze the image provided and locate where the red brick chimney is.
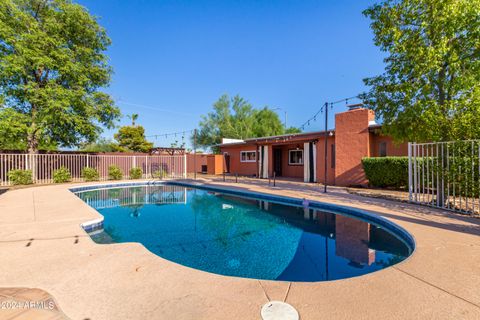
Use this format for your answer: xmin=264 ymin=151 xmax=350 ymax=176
xmin=334 ymin=107 xmax=374 ymax=186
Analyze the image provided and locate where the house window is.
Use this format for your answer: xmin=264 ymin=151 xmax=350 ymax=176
xmin=289 ymin=149 xmax=303 ymax=165
xmin=240 ymin=151 xmax=256 ymax=162
xmin=379 ymin=142 xmax=387 ymax=157
xmin=331 ymin=144 xmax=335 ymax=168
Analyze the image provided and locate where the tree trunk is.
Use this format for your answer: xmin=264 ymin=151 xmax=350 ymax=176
xmin=26 ymin=126 xmax=38 ymax=183
xmin=27 ymin=103 xmax=39 ymax=154
xmin=27 ymin=132 xmax=38 ymax=154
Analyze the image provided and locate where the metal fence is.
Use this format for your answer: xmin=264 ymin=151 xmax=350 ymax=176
xmin=75 ymin=184 xmax=187 ymax=210
xmin=408 ymin=140 xmax=480 ymax=215
xmin=0 ymin=153 xmax=187 ymax=186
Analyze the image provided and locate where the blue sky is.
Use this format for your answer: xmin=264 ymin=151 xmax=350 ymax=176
xmin=77 ymin=0 xmax=384 ymax=148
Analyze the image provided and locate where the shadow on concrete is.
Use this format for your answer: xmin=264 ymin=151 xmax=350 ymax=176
xmin=0 ymin=234 xmax=89 ymax=245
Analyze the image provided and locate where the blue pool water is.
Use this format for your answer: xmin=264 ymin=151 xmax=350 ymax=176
xmin=75 ymin=184 xmax=412 ymax=282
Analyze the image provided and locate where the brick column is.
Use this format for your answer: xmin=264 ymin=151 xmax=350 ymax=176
xmin=334 ymin=108 xmax=374 ymax=186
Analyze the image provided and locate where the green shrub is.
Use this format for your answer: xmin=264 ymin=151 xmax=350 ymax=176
xmin=53 ymin=167 xmax=72 ymax=183
xmin=8 ymin=169 xmax=33 ymax=185
xmin=152 ymin=168 xmax=166 ymax=179
xmin=82 ymin=167 xmax=100 ymax=182
xmin=362 ymin=157 xmax=409 ymax=188
xmin=108 ymin=165 xmax=123 ymax=180
xmin=129 ymin=167 xmax=143 ymax=179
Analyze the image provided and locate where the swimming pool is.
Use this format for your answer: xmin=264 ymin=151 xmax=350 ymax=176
xmin=73 ymin=182 xmax=414 ymax=282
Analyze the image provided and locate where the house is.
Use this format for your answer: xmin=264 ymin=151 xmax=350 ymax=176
xmin=218 ymin=105 xmax=408 ymax=186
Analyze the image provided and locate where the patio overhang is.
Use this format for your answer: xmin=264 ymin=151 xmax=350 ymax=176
xmin=217 ymin=130 xmax=335 ymax=148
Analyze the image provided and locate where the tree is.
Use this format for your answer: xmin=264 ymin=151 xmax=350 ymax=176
xmin=196 ymin=95 xmax=253 ymax=147
xmin=285 ymin=127 xmax=302 ymax=134
xmin=0 ymin=0 xmax=120 ymax=153
xmin=196 ymin=94 xmax=301 ymax=148
xmin=79 ymin=138 xmax=119 ymax=152
xmin=0 ymin=105 xmax=59 ymax=150
xmin=362 ymin=0 xmax=480 ymax=142
xmin=252 ymin=107 xmax=284 ymax=137
xmin=127 ymin=113 xmax=138 ymax=126
xmin=170 ymin=139 xmax=186 ymax=149
xmin=114 ymin=125 xmax=153 ymax=153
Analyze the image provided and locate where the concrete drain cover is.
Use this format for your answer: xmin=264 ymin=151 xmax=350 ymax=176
xmin=261 ymin=301 xmax=299 ymax=320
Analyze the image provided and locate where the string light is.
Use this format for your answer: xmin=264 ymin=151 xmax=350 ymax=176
xmin=299 ymin=95 xmax=360 ymax=130
xmin=146 ymin=129 xmax=195 ymax=139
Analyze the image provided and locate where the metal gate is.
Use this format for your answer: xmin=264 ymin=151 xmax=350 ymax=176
xmin=408 ymin=140 xmax=480 ymax=215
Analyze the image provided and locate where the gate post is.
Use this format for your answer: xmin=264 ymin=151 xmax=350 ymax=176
xmin=183 ymin=153 xmax=187 ymax=179
xmin=413 ymin=142 xmax=418 ymax=202
xmin=145 ymin=156 xmax=149 ymax=178
xmin=408 ymin=142 xmax=412 ymax=202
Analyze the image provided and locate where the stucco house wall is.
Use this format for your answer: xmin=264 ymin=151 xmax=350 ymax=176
xmin=218 ymin=107 xmax=409 ymax=186
xmin=370 ymin=134 xmax=408 ymax=157
xmin=222 ymin=145 xmax=257 ymax=176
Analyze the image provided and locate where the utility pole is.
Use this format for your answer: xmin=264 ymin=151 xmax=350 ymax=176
xmin=324 ymin=102 xmax=329 ymax=193
xmin=299 ymin=95 xmax=358 ymax=192
xmin=193 ymin=129 xmax=197 ymax=180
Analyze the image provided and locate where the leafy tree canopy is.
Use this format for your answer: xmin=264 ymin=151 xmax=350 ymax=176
xmin=114 ymin=125 xmax=153 ymax=153
xmin=0 ymin=106 xmax=58 ymax=150
xmin=0 ymin=0 xmax=120 ymax=153
xmin=285 ymin=127 xmax=302 ymax=134
xmin=362 ymin=0 xmax=480 ymax=142
xmin=196 ymin=94 xmax=301 ymax=148
xmin=127 ymin=113 xmax=138 ymax=126
xmin=252 ymin=107 xmax=284 ymax=137
xmin=79 ymin=138 xmax=118 ymax=152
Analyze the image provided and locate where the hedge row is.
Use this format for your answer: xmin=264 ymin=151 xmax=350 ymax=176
xmin=361 ymin=157 xmax=409 ymax=188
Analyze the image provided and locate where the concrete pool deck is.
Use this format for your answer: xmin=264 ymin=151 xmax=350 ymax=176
xmin=0 ymin=179 xmax=479 ymax=320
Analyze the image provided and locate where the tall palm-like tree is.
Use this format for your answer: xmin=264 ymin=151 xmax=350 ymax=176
xmin=128 ymin=113 xmax=139 ymax=126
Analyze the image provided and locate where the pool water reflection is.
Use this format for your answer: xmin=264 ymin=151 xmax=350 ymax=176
xmin=75 ymin=184 xmax=411 ymax=282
